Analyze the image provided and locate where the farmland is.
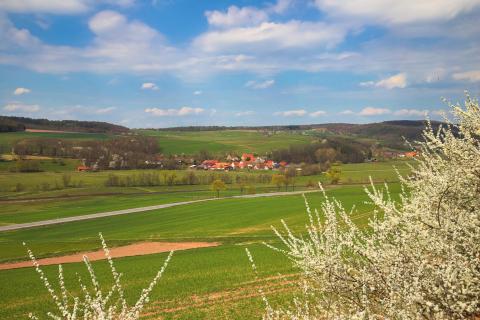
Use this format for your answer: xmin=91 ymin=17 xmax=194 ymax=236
xmin=139 ymin=129 xmax=317 ymax=155
xmin=0 ymin=181 xmax=399 ymax=319
xmin=0 ymin=128 xmax=414 ymax=319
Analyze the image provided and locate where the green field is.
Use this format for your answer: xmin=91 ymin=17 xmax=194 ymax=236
xmin=140 ymin=129 xmax=316 ymax=155
xmin=0 ymin=159 xmax=409 ymax=319
xmin=0 ymin=160 xmax=412 ymax=226
xmin=0 ymin=183 xmax=396 ymax=319
xmin=0 ymin=131 xmax=111 ymax=150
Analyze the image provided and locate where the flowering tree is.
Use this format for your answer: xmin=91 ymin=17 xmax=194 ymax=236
xmin=27 ymin=233 xmax=173 ymax=320
xmin=264 ymin=95 xmax=480 ymax=319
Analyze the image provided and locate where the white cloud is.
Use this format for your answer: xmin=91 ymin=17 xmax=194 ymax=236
xmin=310 ymin=110 xmax=327 ymax=117
xmin=194 ymin=21 xmax=347 ymax=53
xmin=393 ymin=109 xmax=427 ymax=116
xmin=269 ymin=0 xmax=294 ymax=14
xmin=141 ymin=82 xmax=158 ymax=90
xmin=245 ymin=79 xmax=275 ymax=89
xmin=13 ymin=87 xmax=31 ymax=95
xmin=358 ymin=107 xmax=391 ymax=116
xmin=314 ymin=0 xmax=480 ymax=24
xmin=452 ymin=70 xmax=480 ymax=82
xmin=339 ymin=110 xmax=355 ymax=115
xmin=193 ymin=90 xmax=203 ymax=95
xmin=360 ymin=73 xmax=407 ymax=89
xmin=95 ymin=107 xmax=116 ymax=114
xmin=235 ymin=110 xmax=255 ymax=116
xmin=144 ymin=107 xmax=204 ymax=117
xmin=0 ymin=0 xmax=135 ymax=14
xmin=274 ymin=109 xmax=307 ymax=117
xmin=3 ymin=102 xmax=40 ymax=113
xmin=206 ymin=6 xmax=268 ymax=28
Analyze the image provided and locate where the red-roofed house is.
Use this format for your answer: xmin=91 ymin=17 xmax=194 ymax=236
xmin=77 ymin=165 xmax=91 ymax=172
xmin=241 ymin=153 xmax=256 ymax=162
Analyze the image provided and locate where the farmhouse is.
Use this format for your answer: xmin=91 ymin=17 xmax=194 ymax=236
xmin=77 ymin=165 xmax=91 ymax=172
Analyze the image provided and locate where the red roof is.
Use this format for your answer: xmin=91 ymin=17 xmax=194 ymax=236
xmin=241 ymin=153 xmax=256 ymax=161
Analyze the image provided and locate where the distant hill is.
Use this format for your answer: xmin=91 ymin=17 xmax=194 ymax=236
xmin=0 ymin=116 xmax=129 ymax=134
xmin=148 ymin=120 xmax=444 ymax=148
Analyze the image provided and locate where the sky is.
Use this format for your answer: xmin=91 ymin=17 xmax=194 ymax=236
xmin=0 ymin=0 xmax=480 ymax=128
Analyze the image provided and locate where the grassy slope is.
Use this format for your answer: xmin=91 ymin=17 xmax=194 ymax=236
xmin=140 ymin=129 xmax=315 ymax=155
xmin=0 ymin=131 xmax=110 ymax=149
xmin=0 ymin=183 xmax=397 ymax=319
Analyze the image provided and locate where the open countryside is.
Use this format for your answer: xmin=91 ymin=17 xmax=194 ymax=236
xmin=1 ymin=1 xmax=479 ymax=319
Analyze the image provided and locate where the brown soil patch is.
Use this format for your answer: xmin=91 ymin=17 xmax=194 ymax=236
xmin=25 ymin=129 xmax=71 ymax=133
xmin=0 ymin=242 xmax=220 ymax=270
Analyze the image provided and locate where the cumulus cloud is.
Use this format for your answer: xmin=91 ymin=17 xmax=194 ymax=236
xmin=0 ymin=0 xmax=135 ymax=14
xmin=360 ymin=73 xmax=407 ymax=89
xmin=194 ymin=21 xmax=347 ymax=53
xmin=3 ymin=102 xmax=40 ymax=113
xmin=452 ymin=70 xmax=480 ymax=82
xmin=314 ymin=0 xmax=480 ymax=24
xmin=310 ymin=110 xmax=327 ymax=117
xmin=358 ymin=107 xmax=391 ymax=116
xmin=245 ymin=79 xmax=275 ymax=89
xmin=141 ymin=82 xmax=159 ymax=90
xmin=13 ymin=87 xmax=31 ymax=95
xmin=274 ymin=109 xmax=307 ymax=117
xmin=206 ymin=6 xmax=268 ymax=28
xmin=235 ymin=110 xmax=255 ymax=116
xmin=144 ymin=107 xmax=204 ymax=117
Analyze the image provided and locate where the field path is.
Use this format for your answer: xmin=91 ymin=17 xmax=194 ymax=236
xmin=0 ymin=190 xmax=320 ymax=232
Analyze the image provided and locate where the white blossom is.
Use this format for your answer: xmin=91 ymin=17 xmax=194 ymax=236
xmin=26 ymin=233 xmax=173 ymax=320
xmin=264 ymin=94 xmax=480 ymax=319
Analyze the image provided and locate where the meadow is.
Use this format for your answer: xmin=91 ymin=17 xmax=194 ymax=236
xmin=0 ymin=157 xmax=410 ymax=319
xmin=139 ymin=129 xmax=316 ymax=155
xmin=0 ymin=182 xmax=397 ymax=319
xmin=0 ymin=131 xmax=111 ymax=151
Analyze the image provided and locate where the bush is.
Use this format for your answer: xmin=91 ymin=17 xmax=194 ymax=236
xmin=262 ymin=95 xmax=480 ymax=319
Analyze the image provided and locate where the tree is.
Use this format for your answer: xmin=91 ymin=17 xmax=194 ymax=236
xmin=271 ymin=174 xmax=286 ymax=191
xmin=211 ymin=179 xmax=226 ymax=198
xmin=325 ymin=167 xmax=341 ymax=184
xmin=262 ymin=95 xmax=480 ymax=319
xmin=62 ymin=173 xmax=71 ymax=188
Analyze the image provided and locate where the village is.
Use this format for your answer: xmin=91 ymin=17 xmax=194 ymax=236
xmin=193 ymin=153 xmax=288 ymax=171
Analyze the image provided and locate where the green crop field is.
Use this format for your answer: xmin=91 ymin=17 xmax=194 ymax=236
xmin=0 ymin=182 xmax=401 ymax=319
xmin=139 ymin=129 xmax=316 ymax=155
xmin=0 ymin=131 xmax=112 ymax=150
xmin=0 ymin=159 xmax=410 ymax=319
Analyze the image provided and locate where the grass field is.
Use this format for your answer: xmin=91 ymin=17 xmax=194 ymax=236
xmin=0 ymin=183 xmax=398 ymax=319
xmin=139 ymin=129 xmax=316 ymax=155
xmin=0 ymin=131 xmax=111 ymax=151
xmin=0 ymin=159 xmax=409 ymax=319
xmin=0 ymin=160 xmax=412 ymax=226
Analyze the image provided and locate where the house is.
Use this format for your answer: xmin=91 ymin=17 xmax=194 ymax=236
xmin=404 ymin=151 xmax=417 ymax=158
xmin=201 ymin=160 xmax=218 ymax=169
xmin=213 ymin=162 xmax=231 ymax=170
xmin=241 ymin=153 xmax=256 ymax=162
xmin=77 ymin=165 xmax=91 ymax=172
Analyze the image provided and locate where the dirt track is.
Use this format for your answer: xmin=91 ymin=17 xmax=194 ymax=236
xmin=0 ymin=190 xmax=320 ymax=232
xmin=0 ymin=241 xmax=220 ymax=270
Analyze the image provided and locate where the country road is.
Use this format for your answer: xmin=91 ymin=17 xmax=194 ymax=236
xmin=0 ymin=190 xmax=320 ymax=232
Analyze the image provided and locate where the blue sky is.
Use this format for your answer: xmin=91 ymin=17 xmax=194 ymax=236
xmin=0 ymin=0 xmax=479 ymax=128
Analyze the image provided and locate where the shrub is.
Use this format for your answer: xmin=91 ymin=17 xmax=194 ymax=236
xmin=261 ymin=95 xmax=480 ymax=319
xmin=26 ymin=233 xmax=173 ymax=320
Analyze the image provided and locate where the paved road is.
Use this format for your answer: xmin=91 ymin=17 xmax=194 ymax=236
xmin=0 ymin=190 xmax=320 ymax=232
